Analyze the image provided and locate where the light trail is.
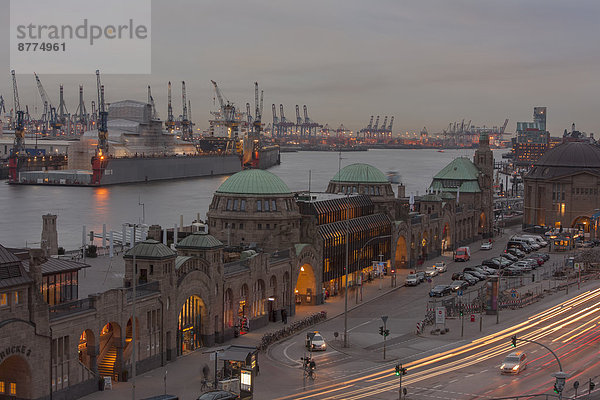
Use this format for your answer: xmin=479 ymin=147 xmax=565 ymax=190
xmin=273 ymin=287 xmax=600 ymax=400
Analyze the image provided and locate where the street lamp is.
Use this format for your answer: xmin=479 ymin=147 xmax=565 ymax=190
xmin=343 ymin=233 xmax=392 ymax=348
xmin=125 ymin=222 xmax=142 ymax=400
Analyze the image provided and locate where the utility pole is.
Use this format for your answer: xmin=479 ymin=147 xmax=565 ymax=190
xmin=381 ymin=316 xmax=388 ymax=360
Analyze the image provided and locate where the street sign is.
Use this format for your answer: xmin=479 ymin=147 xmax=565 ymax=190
xmin=435 ymin=307 xmax=446 ymax=324
xmin=381 ymin=315 xmax=388 ymax=324
xmin=575 ymin=263 xmax=582 ymax=271
xmin=511 ymin=289 xmax=517 ymax=298
xmin=457 ymin=290 xmax=463 ymax=296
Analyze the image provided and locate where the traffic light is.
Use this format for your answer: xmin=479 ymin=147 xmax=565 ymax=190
xmin=402 ymin=367 xmax=408 ymax=375
xmin=554 ymin=377 xmax=565 ymax=394
xmin=590 ymin=381 xmax=596 ymax=391
xmin=384 ymin=329 xmax=390 ymax=337
xmin=395 ymin=364 xmax=401 ymax=376
xmin=511 ymin=335 xmax=517 ymax=347
xmin=379 ymin=326 xmax=384 ymax=336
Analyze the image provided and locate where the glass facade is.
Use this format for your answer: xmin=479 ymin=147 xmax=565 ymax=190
xmin=42 ymin=271 xmax=78 ymax=306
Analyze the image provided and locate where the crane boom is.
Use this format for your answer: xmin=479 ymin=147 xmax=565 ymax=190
xmin=95 ymin=70 xmax=108 ymax=154
xmin=211 ymin=80 xmax=226 ymax=109
xmin=373 ymin=116 xmax=380 ymax=130
xmin=500 ymin=118 xmax=509 ymax=134
xmin=11 ymin=70 xmax=20 ymax=114
xmin=388 ymin=116 xmax=394 ymax=131
xmin=367 ymin=116 xmax=373 ymax=130
xmin=381 ymin=116 xmax=388 ymax=132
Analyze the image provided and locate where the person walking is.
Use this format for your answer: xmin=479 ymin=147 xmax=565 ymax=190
xmin=281 ymin=308 xmax=288 ymax=324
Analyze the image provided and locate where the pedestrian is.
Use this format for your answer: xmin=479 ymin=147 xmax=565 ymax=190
xmin=256 ymin=364 xmax=260 ymax=376
xmin=281 ymin=308 xmax=288 ymax=324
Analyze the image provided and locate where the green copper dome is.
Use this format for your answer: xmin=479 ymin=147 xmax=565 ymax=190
xmin=176 ymin=232 xmax=223 ymax=249
xmin=123 ymin=239 xmax=176 ymax=260
xmin=216 ymin=169 xmax=291 ymax=195
xmin=331 ymin=163 xmax=388 ymax=183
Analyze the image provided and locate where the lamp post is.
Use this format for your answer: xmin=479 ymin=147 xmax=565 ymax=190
xmin=343 ymin=234 xmax=392 ymax=348
xmin=125 ymin=223 xmax=142 ymax=400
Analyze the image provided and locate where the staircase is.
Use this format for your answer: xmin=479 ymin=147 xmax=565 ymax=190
xmin=97 ymin=346 xmax=118 ymax=381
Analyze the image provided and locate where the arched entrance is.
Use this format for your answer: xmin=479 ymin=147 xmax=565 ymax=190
xmin=295 ymin=263 xmax=317 ymax=305
xmin=478 ymin=212 xmax=487 ymax=235
xmin=98 ymin=322 xmax=121 ymax=380
xmin=78 ymin=329 xmax=96 ymax=371
xmin=572 ymin=216 xmax=592 ymax=233
xmin=177 ymin=295 xmax=205 ymax=355
xmin=268 ymin=275 xmax=278 ymax=321
xmin=394 ymin=236 xmax=408 ymax=268
xmin=0 ymin=355 xmax=31 ymax=398
xmin=239 ymin=284 xmax=250 ymax=332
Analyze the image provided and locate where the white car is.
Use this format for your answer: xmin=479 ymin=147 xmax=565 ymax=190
xmin=425 ymin=267 xmax=438 ymax=277
xmin=306 ymin=331 xmax=327 ymax=351
xmin=405 ymin=274 xmax=419 ymax=286
xmin=434 ymin=262 xmax=447 ymax=273
xmin=481 ymin=242 xmax=493 ymax=250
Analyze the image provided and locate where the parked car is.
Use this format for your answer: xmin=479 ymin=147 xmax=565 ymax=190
xmin=449 ymin=280 xmax=468 ymax=291
xmin=503 ymin=266 xmax=524 ymax=276
xmin=462 ymin=273 xmax=479 ymax=285
xmin=500 ymin=351 xmax=527 ymax=374
xmin=530 ymin=253 xmax=549 ymax=262
xmin=481 ymin=241 xmax=493 ymax=250
xmin=197 ymin=391 xmax=239 ymax=400
xmin=479 ymin=265 xmax=497 ymax=274
xmin=405 ymin=274 xmax=419 ymax=286
xmin=429 ymin=285 xmax=451 ymax=297
xmin=433 ymin=262 xmax=448 ymax=273
xmin=493 ymin=257 xmax=512 ymax=268
xmin=511 ymin=261 xmax=532 ymax=271
xmin=454 ymin=247 xmax=471 ymax=262
xmin=464 ymin=270 xmax=486 ymax=280
xmin=507 ymin=248 xmax=526 ymax=258
xmin=500 ymin=253 xmax=518 ymax=262
xmin=525 ymin=257 xmax=543 ymax=267
xmin=425 ymin=267 xmax=439 ymax=277
xmin=416 ymin=271 xmax=426 ymax=282
xmin=482 ymin=259 xmax=502 ymax=269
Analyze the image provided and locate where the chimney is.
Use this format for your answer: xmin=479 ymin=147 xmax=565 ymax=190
xmin=397 ymin=183 xmax=405 ymax=198
xmin=41 ymin=214 xmax=59 ymax=256
xmin=29 ymin=248 xmax=46 ymax=292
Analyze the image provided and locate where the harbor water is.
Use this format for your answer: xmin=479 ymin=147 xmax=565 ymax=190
xmin=0 ymin=148 xmax=506 ymax=250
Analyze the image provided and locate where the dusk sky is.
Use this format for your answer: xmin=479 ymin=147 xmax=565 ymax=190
xmin=1 ymin=0 xmax=599 ymax=135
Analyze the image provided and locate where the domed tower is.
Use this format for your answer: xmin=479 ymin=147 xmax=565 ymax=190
xmin=207 ymin=169 xmax=301 ymax=251
xmin=326 ymin=163 xmax=396 ymax=218
xmin=123 ymin=239 xmax=177 ymax=286
xmin=474 ymin=132 xmax=494 ymax=237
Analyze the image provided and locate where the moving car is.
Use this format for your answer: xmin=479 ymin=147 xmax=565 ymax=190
xmin=480 ymin=241 xmax=493 ymax=250
xmin=405 ymin=274 xmax=419 ymax=286
xmin=197 ymin=391 xmax=238 ymax=400
xmin=454 ymin=247 xmax=471 ymax=262
xmin=500 ymin=351 xmax=527 ymax=374
xmin=429 ymin=285 xmax=451 ymax=297
xmin=306 ymin=331 xmax=327 ymax=351
xmin=425 ymin=267 xmax=439 ymax=277
xmin=434 ymin=262 xmax=448 ymax=273
xmin=416 ymin=271 xmax=426 ymax=282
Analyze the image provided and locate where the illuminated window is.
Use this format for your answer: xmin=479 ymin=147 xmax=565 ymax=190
xmin=561 ymin=203 xmax=565 ymax=216
xmin=14 ymin=291 xmax=19 ymax=305
xmin=9 ymin=383 xmax=16 ymax=395
xmin=0 ymin=293 xmax=7 ymax=307
xmin=0 ymin=381 xmax=4 ymax=393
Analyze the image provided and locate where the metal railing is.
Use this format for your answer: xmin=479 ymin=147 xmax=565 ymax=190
xmin=49 ymin=298 xmax=95 ymax=319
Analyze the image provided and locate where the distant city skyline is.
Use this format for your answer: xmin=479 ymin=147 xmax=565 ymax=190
xmin=1 ymin=0 xmax=599 ymax=135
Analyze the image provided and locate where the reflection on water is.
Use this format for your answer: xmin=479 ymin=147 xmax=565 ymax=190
xmin=0 ymin=148 xmax=506 ymax=250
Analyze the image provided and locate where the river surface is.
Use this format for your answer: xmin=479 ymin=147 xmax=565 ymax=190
xmin=0 ymin=148 xmax=506 ymax=250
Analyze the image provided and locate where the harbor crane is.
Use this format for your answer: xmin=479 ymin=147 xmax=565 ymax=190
xmin=57 ymin=84 xmax=68 ymax=132
xmin=211 ymin=80 xmax=237 ymax=124
xmin=373 ymin=116 xmax=380 ymax=131
xmin=0 ymin=95 xmax=5 ymax=117
xmin=95 ymin=69 xmax=108 ymax=155
xmin=272 ymin=104 xmax=279 ymax=137
xmin=8 ymin=70 xmax=26 ymax=182
xmin=147 ymin=86 xmax=158 ymax=120
xmin=165 ymin=81 xmax=175 ymax=132
xmin=387 ymin=116 xmax=394 ymax=132
xmin=181 ymin=81 xmax=192 ymax=139
xmin=34 ymin=73 xmax=59 ymax=134
xmin=254 ymin=81 xmax=263 ymax=134
xmin=500 ymin=118 xmax=509 ymax=135
xmin=75 ymin=85 xmax=88 ymax=134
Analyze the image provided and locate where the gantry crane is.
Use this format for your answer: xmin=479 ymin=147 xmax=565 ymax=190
xmin=8 ymin=70 xmax=26 ymax=182
xmin=57 ymin=84 xmax=68 ymax=132
xmin=147 ymin=86 xmax=158 ymax=120
xmin=95 ymin=69 xmax=108 ymax=155
xmin=181 ymin=81 xmax=192 ymax=139
xmin=75 ymin=85 xmax=88 ymax=134
xmin=165 ymin=82 xmax=175 ymax=132
xmin=34 ymin=73 xmax=59 ymax=134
